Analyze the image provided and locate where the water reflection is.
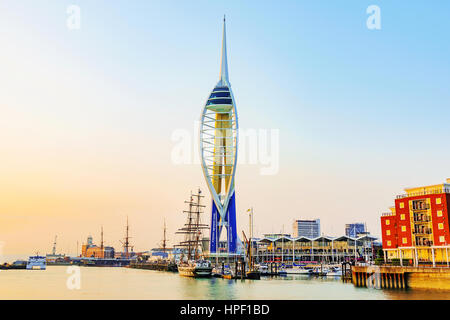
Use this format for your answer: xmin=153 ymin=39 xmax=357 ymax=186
xmin=0 ymin=267 xmax=449 ymax=300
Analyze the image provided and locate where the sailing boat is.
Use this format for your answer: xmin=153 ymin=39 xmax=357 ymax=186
xmin=242 ymin=231 xmax=260 ymax=279
xmin=176 ymin=189 xmax=212 ymax=278
xmin=242 ymin=208 xmax=260 ymax=279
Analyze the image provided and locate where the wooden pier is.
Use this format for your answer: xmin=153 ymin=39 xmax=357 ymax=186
xmin=352 ymin=265 xmax=450 ymax=290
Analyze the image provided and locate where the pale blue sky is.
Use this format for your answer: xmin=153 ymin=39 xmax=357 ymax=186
xmin=0 ymin=1 xmax=449 ymax=254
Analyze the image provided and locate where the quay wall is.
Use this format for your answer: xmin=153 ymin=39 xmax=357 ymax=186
xmin=352 ymin=266 xmax=450 ymax=290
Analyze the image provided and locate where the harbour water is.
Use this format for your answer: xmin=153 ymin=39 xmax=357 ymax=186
xmin=0 ymin=266 xmax=449 ymax=300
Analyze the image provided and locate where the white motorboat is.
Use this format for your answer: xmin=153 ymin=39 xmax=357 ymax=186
xmin=257 ymin=264 xmax=269 ymax=275
xmin=325 ymin=266 xmax=342 ymax=277
xmin=285 ymin=266 xmax=312 ymax=275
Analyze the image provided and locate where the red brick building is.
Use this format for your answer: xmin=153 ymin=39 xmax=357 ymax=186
xmin=381 ymin=179 xmax=450 ymax=266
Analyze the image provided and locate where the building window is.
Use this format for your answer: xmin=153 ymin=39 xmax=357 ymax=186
xmin=386 ymin=230 xmax=391 ymax=236
xmin=437 ymin=210 xmax=443 ymax=217
xmin=387 ymin=240 xmax=391 ymax=246
xmin=401 ymin=226 xmax=406 ymax=232
xmin=206 ymin=98 xmax=232 ymax=106
xmin=439 ymin=236 xmax=445 ymax=243
xmin=399 ymin=202 xmax=404 ymax=209
xmin=386 ymin=219 xmax=390 ymax=225
xmin=438 ymin=223 xmax=444 ymax=230
xmin=402 ymin=238 xmax=407 ymax=244
xmin=400 ymin=214 xmax=405 ymax=220
xmin=209 ymin=91 xmax=231 ymax=98
xmin=436 ymin=198 xmax=442 ymax=205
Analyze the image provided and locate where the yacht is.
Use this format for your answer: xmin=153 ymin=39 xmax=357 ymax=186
xmin=285 ymin=266 xmax=313 ymax=275
xmin=278 ymin=266 xmax=287 ymax=276
xmin=325 ymin=266 xmax=342 ymax=277
xmin=257 ymin=264 xmax=269 ymax=276
xmin=309 ymin=266 xmax=327 ymax=276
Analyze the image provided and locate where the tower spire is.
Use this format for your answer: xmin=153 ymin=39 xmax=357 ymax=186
xmin=219 ymin=15 xmax=229 ymax=86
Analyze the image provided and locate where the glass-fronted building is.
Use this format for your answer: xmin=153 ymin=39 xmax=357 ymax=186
xmin=345 ymin=223 xmax=366 ymax=238
xmin=293 ymin=219 xmax=320 ymax=238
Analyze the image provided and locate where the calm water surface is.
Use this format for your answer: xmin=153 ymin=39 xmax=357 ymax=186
xmin=0 ymin=266 xmax=449 ymax=300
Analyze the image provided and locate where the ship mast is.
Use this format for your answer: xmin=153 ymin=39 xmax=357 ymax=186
xmin=100 ymin=226 xmax=104 ymax=250
xmin=162 ymin=219 xmax=168 ymax=253
xmin=176 ymin=189 xmax=208 ymax=261
xmin=52 ymin=235 xmax=57 ymax=255
xmin=193 ymin=189 xmax=202 ymax=260
xmin=120 ymin=216 xmax=132 ymax=258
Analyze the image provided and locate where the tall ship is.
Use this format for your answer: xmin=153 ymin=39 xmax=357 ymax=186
xmin=76 ymin=222 xmax=133 ymax=267
xmin=176 ymin=189 xmax=212 ymax=278
xmin=129 ymin=220 xmax=177 ymax=272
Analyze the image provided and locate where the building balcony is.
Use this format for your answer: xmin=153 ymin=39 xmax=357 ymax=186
xmin=413 ymin=230 xmax=432 ymax=235
xmin=412 ymin=204 xmax=431 ymax=211
xmin=415 ymin=242 xmax=434 ymax=247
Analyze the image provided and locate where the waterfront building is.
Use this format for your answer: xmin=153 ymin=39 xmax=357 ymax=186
xmin=81 ymin=235 xmax=115 ymax=258
xmin=253 ymin=234 xmax=378 ymax=264
xmin=293 ymin=219 xmax=320 ymax=238
xmin=200 ymin=17 xmax=239 ymax=256
xmin=381 ymin=179 xmax=450 ymax=266
xmin=345 ymin=223 xmax=367 ymax=238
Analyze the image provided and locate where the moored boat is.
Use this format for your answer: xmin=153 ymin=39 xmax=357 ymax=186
xmin=246 ymin=270 xmax=261 ymax=280
xmin=257 ymin=264 xmax=269 ymax=276
xmin=285 ymin=266 xmax=313 ymax=275
xmin=175 ymin=189 xmax=211 ymax=278
xmin=325 ymin=266 xmax=342 ymax=277
xmin=26 ymin=255 xmax=46 ymax=270
xmin=178 ymin=259 xmax=212 ymax=278
xmin=309 ymin=267 xmax=327 ymax=277
xmin=0 ymin=260 xmax=27 ymax=270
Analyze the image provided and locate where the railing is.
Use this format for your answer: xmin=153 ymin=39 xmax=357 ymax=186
xmin=411 ymin=203 xmax=431 ymax=211
xmin=413 ymin=216 xmax=431 ymax=222
xmin=413 ymin=230 xmax=432 ymax=235
xmin=397 ymin=188 xmax=450 ymax=199
xmin=415 ymin=241 xmax=434 ymax=246
xmin=382 ymin=212 xmax=394 ymax=216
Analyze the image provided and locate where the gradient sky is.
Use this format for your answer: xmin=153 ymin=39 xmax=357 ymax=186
xmin=1 ymin=1 xmax=449 ymax=256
